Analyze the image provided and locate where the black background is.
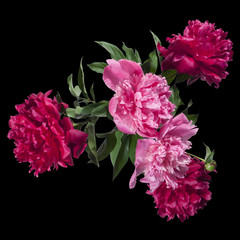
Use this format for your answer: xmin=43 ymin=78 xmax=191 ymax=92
xmin=2 ymin=2 xmax=240 ymax=237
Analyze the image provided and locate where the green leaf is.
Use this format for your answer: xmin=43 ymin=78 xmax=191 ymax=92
xmin=96 ymin=127 xmax=117 ymax=138
xmin=175 ymin=73 xmax=192 ymax=84
xmin=95 ymin=41 xmax=125 ymax=60
xmin=66 ymin=107 xmax=76 ymax=118
xmin=80 ymin=101 xmax=108 ymax=115
xmin=122 ymin=42 xmax=142 ymax=63
xmin=90 ymin=83 xmax=96 ymax=102
xmin=150 ymin=30 xmax=163 ymax=68
xmin=162 ymin=69 xmax=178 ymax=85
xmin=128 ymin=134 xmax=141 ymax=164
xmin=204 ymin=143 xmax=215 ymax=164
xmin=85 ymin=121 xmax=99 ymax=167
xmin=56 ymin=91 xmax=66 ymax=115
xmin=141 ymin=60 xmax=151 ymax=74
xmin=97 ymin=133 xmax=117 ymax=161
xmin=150 ymin=30 xmax=162 ymax=47
xmin=87 ymin=62 xmax=107 ymax=74
xmin=110 ymin=130 xmax=124 ymax=166
xmin=91 ymin=101 xmax=109 ymax=117
xmin=187 ymin=114 xmax=199 ymax=125
xmin=169 ymin=85 xmax=184 ymax=115
xmin=78 ymin=57 xmax=89 ymax=99
xmin=112 ymin=134 xmax=130 ymax=181
xmin=141 ymin=50 xmax=158 ymax=74
xmin=134 ymin=50 xmax=142 ymax=64
xmin=149 ymin=50 xmax=158 ymax=74
xmin=67 ymin=74 xmax=81 ymax=98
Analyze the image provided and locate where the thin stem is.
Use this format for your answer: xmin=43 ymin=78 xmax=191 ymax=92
xmin=186 ymin=152 xmax=205 ymax=162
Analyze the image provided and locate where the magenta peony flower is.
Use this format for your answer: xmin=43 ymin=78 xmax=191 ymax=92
xmin=158 ymin=20 xmax=233 ymax=88
xmin=8 ymin=90 xmax=88 ymax=177
xmin=129 ymin=113 xmax=198 ymax=191
xmin=103 ymin=59 xmax=175 ymax=138
xmin=148 ymin=158 xmax=212 ymax=222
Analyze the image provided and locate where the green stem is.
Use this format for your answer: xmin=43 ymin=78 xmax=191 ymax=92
xmin=186 ymin=152 xmax=205 ymax=162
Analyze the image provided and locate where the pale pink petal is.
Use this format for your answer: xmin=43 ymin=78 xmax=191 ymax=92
xmin=109 ymin=97 xmax=136 ymax=134
xmin=103 ymin=59 xmax=143 ymax=91
xmin=129 ymin=139 xmax=155 ymax=189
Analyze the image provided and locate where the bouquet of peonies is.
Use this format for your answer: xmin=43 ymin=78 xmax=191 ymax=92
xmin=8 ymin=20 xmax=233 ymax=222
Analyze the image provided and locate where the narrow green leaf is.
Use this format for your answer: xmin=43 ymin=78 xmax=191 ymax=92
xmin=149 ymin=50 xmax=158 ymax=74
xmin=97 ymin=133 xmax=117 ymax=161
xmin=122 ymin=42 xmax=141 ymax=63
xmin=162 ymin=69 xmax=178 ymax=85
xmin=90 ymin=83 xmax=96 ymax=102
xmin=56 ymin=91 xmax=63 ymax=104
xmin=204 ymin=143 xmax=215 ymax=164
xmin=66 ymin=107 xmax=76 ymax=118
xmin=112 ymin=134 xmax=130 ymax=181
xmin=150 ymin=30 xmax=162 ymax=46
xmin=187 ymin=114 xmax=199 ymax=125
xmin=80 ymin=101 xmax=108 ymax=115
xmin=141 ymin=60 xmax=151 ymax=74
xmin=96 ymin=127 xmax=117 ymax=138
xmin=56 ymin=91 xmax=66 ymax=115
xmin=85 ymin=121 xmax=99 ymax=167
xmin=134 ymin=49 xmax=142 ymax=64
xmin=67 ymin=74 xmax=81 ymax=98
xmin=75 ymin=106 xmax=82 ymax=115
xmin=91 ymin=101 xmax=109 ymax=117
xmin=95 ymin=41 xmax=125 ymax=60
xmin=169 ymin=85 xmax=184 ymax=115
xmin=128 ymin=134 xmax=141 ymax=164
xmin=150 ymin=30 xmax=163 ymax=68
xmin=78 ymin=57 xmax=88 ymax=99
xmin=175 ymin=73 xmax=192 ymax=84
xmin=110 ymin=130 xmax=124 ymax=166
xmin=87 ymin=62 xmax=107 ymax=74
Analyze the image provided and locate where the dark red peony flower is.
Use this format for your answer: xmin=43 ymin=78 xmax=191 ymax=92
xmin=158 ymin=20 xmax=233 ymax=88
xmin=8 ymin=90 xmax=88 ymax=177
xmin=147 ymin=158 xmax=212 ymax=222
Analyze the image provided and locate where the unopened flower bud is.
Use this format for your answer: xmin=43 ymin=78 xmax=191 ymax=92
xmin=205 ymin=161 xmax=217 ymax=172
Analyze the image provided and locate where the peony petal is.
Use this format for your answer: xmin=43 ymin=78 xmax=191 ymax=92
xmin=68 ymin=129 xmax=88 ymax=158
xmin=129 ymin=139 xmax=155 ymax=189
xmin=103 ymin=59 xmax=143 ymax=91
xmin=173 ymin=55 xmax=198 ymax=76
xmin=60 ymin=117 xmax=74 ymax=133
xmin=109 ymin=97 xmax=136 ymax=135
xmin=168 ymin=113 xmax=198 ymax=141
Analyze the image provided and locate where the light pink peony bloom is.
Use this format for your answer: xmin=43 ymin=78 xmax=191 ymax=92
xmin=148 ymin=158 xmax=212 ymax=222
xmin=129 ymin=113 xmax=198 ymax=191
xmin=8 ymin=90 xmax=88 ymax=177
xmin=158 ymin=20 xmax=233 ymax=88
xmin=103 ymin=59 xmax=175 ymax=138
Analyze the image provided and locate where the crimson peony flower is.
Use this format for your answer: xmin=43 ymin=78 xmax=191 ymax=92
xmin=148 ymin=158 xmax=212 ymax=222
xmin=103 ymin=59 xmax=175 ymax=138
xmin=158 ymin=20 xmax=233 ymax=88
xmin=8 ymin=90 xmax=88 ymax=177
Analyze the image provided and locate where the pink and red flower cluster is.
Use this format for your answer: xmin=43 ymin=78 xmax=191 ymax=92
xmin=103 ymin=57 xmax=212 ymax=221
xmin=8 ymin=90 xmax=88 ymax=177
xmin=8 ymin=19 xmax=226 ymax=222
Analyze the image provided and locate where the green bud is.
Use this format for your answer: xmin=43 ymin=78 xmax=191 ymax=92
xmin=205 ymin=160 xmax=217 ymax=172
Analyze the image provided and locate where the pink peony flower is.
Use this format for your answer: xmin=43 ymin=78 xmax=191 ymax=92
xmin=158 ymin=20 xmax=233 ymax=88
xmin=129 ymin=113 xmax=198 ymax=191
xmin=103 ymin=59 xmax=175 ymax=138
xmin=148 ymin=158 xmax=212 ymax=222
xmin=7 ymin=90 xmax=88 ymax=177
